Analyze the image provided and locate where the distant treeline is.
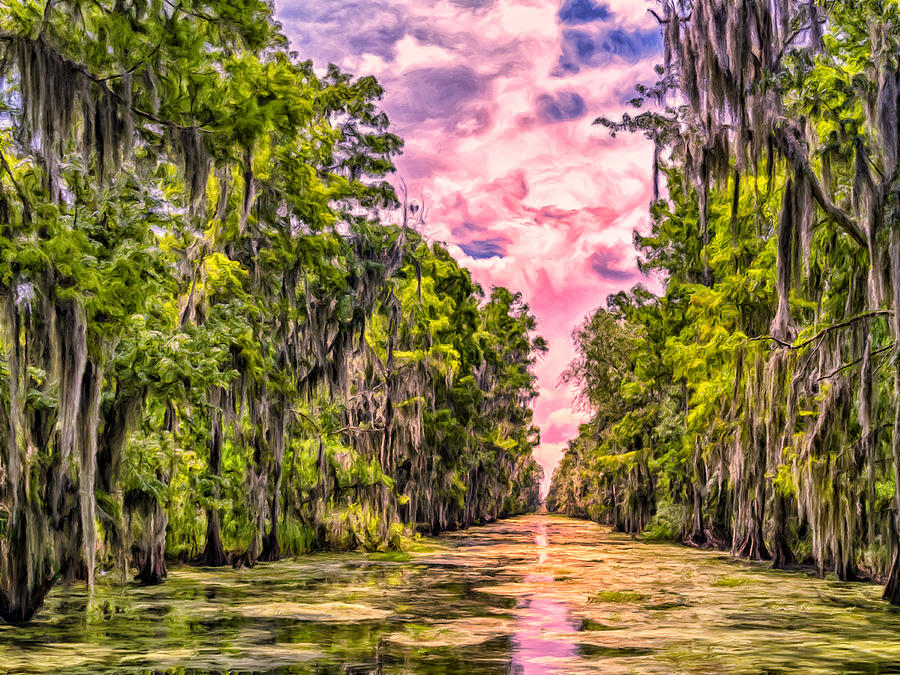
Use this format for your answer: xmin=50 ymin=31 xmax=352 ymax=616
xmin=0 ymin=0 xmax=544 ymax=623
xmin=548 ymin=0 xmax=900 ymax=604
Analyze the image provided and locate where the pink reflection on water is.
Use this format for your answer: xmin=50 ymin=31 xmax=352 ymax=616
xmin=510 ymin=523 xmax=580 ymax=674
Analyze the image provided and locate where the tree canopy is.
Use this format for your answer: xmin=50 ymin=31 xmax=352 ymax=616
xmin=548 ymin=0 xmax=900 ymax=604
xmin=0 ymin=0 xmax=544 ymax=623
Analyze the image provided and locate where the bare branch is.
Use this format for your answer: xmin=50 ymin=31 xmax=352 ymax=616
xmin=775 ymin=127 xmax=867 ymax=247
xmin=750 ymin=310 xmax=893 ymax=351
xmin=817 ymin=344 xmax=894 ymax=382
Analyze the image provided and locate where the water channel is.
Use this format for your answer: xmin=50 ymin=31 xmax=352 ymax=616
xmin=4 ymin=514 xmax=900 ymax=672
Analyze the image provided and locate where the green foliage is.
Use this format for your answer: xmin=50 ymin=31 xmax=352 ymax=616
xmin=550 ymin=0 xmax=900 ymax=602
xmin=0 ymin=0 xmax=544 ymax=622
xmin=642 ymin=503 xmax=689 ymax=543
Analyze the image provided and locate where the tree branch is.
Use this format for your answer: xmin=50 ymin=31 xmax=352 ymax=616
xmin=647 ymin=8 xmax=668 ymax=24
xmin=817 ymin=343 xmax=894 ymax=382
xmin=775 ymin=127 xmax=867 ymax=247
xmin=0 ymin=32 xmax=212 ymax=135
xmin=749 ymin=310 xmax=893 ymax=351
xmin=794 ymin=311 xmax=893 ymax=350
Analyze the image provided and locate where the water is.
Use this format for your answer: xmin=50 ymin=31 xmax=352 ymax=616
xmin=4 ymin=514 xmax=900 ymax=672
xmin=511 ymin=522 xmax=580 ymax=673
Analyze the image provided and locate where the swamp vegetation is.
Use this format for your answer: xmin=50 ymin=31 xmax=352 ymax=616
xmin=8 ymin=514 xmax=900 ymax=673
xmin=0 ymin=0 xmax=544 ymax=624
xmin=5 ymin=1 xmax=900 ymax=670
xmin=548 ymin=0 xmax=900 ymax=605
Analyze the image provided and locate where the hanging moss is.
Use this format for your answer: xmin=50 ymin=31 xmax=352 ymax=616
xmin=551 ymin=0 xmax=900 ymax=606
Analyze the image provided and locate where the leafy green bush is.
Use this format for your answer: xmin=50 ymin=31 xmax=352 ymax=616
xmin=642 ymin=503 xmax=688 ymax=542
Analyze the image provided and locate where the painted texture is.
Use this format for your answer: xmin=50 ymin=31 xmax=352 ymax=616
xmin=6 ymin=515 xmax=900 ymax=672
xmin=276 ymin=0 xmax=663 ymax=490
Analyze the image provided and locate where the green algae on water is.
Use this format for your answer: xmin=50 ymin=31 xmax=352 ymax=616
xmin=589 ymin=590 xmax=650 ymax=603
xmin=712 ymin=575 xmax=758 ymax=587
xmin=8 ymin=515 xmax=900 ymax=673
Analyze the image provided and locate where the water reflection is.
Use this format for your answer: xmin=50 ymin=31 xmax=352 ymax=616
xmin=510 ymin=522 xmax=580 ymax=674
xmin=7 ymin=515 xmax=900 ymax=672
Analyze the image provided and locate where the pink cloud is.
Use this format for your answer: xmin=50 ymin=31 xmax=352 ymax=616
xmin=277 ymin=0 xmax=662 ymax=495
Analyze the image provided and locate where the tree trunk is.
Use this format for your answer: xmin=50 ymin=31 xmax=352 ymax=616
xmin=0 ymin=299 xmax=100 ymax=622
xmin=260 ymin=511 xmax=280 ymax=562
xmin=884 ymin=541 xmax=900 ymax=604
xmin=688 ymin=449 xmax=707 ymax=546
xmin=771 ymin=495 xmax=794 ymax=569
xmin=133 ymin=406 xmax=172 ymax=585
xmin=834 ymin=539 xmax=857 ymax=582
xmin=886 ymin=373 xmax=900 ymax=601
xmin=135 ymin=501 xmax=167 ymax=585
xmin=260 ymin=408 xmax=285 ymax=562
xmin=201 ymin=510 xmax=228 ymax=567
xmin=886 ymin=229 xmax=900 ymax=604
xmin=689 ymin=484 xmax=706 ymax=545
xmin=200 ymin=403 xmax=228 ymax=566
xmin=736 ymin=478 xmax=770 ymax=561
xmin=137 ymin=547 xmax=167 ymax=586
xmin=0 ymin=497 xmax=56 ymax=624
xmin=736 ymin=429 xmax=770 ymax=561
xmin=709 ymin=479 xmax=732 ymax=547
xmin=735 ymin=523 xmax=770 ymax=560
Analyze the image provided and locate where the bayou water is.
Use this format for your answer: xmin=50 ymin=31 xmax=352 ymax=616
xmin=4 ymin=514 xmax=900 ymax=673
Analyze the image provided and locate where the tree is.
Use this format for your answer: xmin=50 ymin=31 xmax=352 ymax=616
xmin=0 ymin=0 xmax=546 ymax=623
xmin=550 ymin=0 xmax=900 ymax=603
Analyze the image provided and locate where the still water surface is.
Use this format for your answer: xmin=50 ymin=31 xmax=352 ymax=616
xmin=4 ymin=514 xmax=900 ymax=673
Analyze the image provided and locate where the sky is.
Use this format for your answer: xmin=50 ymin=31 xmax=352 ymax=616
xmin=276 ymin=0 xmax=661 ymax=495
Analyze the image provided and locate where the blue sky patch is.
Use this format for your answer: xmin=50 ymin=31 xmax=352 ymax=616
xmin=558 ymin=0 xmax=611 ymax=25
xmin=536 ymin=91 xmax=587 ymax=123
xmin=556 ymin=26 xmax=661 ymax=74
xmin=460 ymin=238 xmax=509 ymax=259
